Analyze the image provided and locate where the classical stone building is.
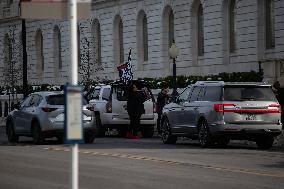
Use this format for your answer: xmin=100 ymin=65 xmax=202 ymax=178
xmin=0 ymin=0 xmax=284 ymax=86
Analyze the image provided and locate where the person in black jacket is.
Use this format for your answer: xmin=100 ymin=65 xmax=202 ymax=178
xmin=156 ymin=86 xmax=170 ymax=134
xmin=273 ymin=81 xmax=284 ymax=128
xmin=127 ymin=83 xmax=147 ymax=139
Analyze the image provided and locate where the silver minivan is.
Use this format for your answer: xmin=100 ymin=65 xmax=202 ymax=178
xmin=161 ymin=81 xmax=282 ymax=149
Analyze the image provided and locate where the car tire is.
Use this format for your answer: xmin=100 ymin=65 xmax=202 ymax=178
xmin=216 ymin=137 xmax=230 ymax=147
xmin=118 ymin=128 xmax=127 ymax=138
xmin=56 ymin=136 xmax=64 ymax=144
xmin=198 ymin=120 xmax=214 ymax=148
xmin=256 ymin=136 xmax=274 ymax=149
xmin=161 ymin=118 xmax=177 ymax=144
xmin=6 ymin=121 xmax=19 ymax=143
xmin=84 ymin=133 xmax=95 ymax=144
xmin=95 ymin=114 xmax=105 ymax=137
xmin=32 ymin=121 xmax=44 ymax=145
xmin=141 ymin=127 xmax=154 ymax=138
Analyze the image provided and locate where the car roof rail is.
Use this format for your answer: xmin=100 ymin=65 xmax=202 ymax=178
xmin=195 ymin=81 xmax=225 ymax=85
xmin=224 ymin=82 xmax=270 ymax=86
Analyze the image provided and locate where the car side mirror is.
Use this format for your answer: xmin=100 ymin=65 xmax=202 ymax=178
xmin=12 ymin=102 xmax=20 ymax=110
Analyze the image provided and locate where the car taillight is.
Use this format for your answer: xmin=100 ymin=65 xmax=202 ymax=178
xmin=106 ymin=101 xmax=112 ymax=113
xmin=214 ymin=103 xmax=282 ymax=113
xmin=42 ymin=107 xmax=57 ymax=112
xmin=86 ymin=106 xmax=95 ymax=112
xmin=268 ymin=104 xmax=282 ymax=113
xmin=214 ymin=104 xmax=235 ymax=112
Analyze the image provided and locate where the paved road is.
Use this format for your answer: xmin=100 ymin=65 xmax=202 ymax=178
xmin=0 ymin=127 xmax=284 ymax=189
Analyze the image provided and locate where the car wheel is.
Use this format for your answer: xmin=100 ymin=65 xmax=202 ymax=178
xmin=198 ymin=120 xmax=213 ymax=148
xmin=141 ymin=127 xmax=154 ymax=138
xmin=216 ymin=137 xmax=230 ymax=147
xmin=32 ymin=121 xmax=44 ymax=145
xmin=6 ymin=121 xmax=19 ymax=143
xmin=84 ymin=133 xmax=95 ymax=144
xmin=95 ymin=114 xmax=105 ymax=137
xmin=118 ymin=128 xmax=127 ymax=137
xmin=256 ymin=136 xmax=274 ymax=149
xmin=161 ymin=118 xmax=177 ymax=144
xmin=56 ymin=136 xmax=64 ymax=144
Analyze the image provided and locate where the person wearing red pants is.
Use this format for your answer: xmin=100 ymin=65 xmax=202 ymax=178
xmin=126 ymin=83 xmax=147 ymax=139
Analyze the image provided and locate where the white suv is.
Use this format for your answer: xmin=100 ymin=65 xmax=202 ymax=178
xmin=86 ymin=80 xmax=157 ymax=137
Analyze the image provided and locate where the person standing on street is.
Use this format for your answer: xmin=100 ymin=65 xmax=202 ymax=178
xmin=273 ymin=81 xmax=284 ymax=128
xmin=156 ymin=86 xmax=170 ymax=134
xmin=126 ymin=83 xmax=147 ymax=139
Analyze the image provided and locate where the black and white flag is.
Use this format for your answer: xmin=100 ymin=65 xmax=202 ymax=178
xmin=117 ymin=49 xmax=133 ymax=84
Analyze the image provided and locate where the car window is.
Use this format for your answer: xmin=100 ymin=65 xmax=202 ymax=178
xmin=178 ymin=87 xmax=191 ymax=102
xmin=224 ymin=86 xmax=277 ymax=101
xmin=189 ymin=86 xmax=202 ymax=102
xmin=30 ymin=94 xmax=43 ymax=107
xmin=197 ymin=87 xmax=205 ymax=101
xmin=46 ymin=94 xmax=87 ymax=105
xmin=102 ymin=88 xmax=111 ymax=101
xmin=21 ymin=96 xmax=32 ymax=108
xmin=203 ymin=86 xmax=222 ymax=101
xmin=116 ymin=87 xmax=128 ymax=101
xmin=87 ymin=88 xmax=100 ymax=100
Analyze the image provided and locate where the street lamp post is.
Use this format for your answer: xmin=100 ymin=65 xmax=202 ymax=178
xmin=169 ymin=40 xmax=180 ymax=101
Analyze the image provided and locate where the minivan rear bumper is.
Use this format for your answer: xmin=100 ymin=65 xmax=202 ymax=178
xmin=210 ymin=123 xmax=282 ymax=138
xmin=101 ymin=113 xmax=158 ymax=126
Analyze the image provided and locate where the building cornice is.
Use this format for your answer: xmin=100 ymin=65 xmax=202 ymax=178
xmin=92 ymin=0 xmax=143 ymax=10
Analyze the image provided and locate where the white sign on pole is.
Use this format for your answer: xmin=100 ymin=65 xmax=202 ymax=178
xmin=65 ymin=86 xmax=83 ymax=142
xmin=20 ymin=0 xmax=91 ymax=20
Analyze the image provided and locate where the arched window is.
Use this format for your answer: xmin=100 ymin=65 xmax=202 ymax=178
xmin=266 ymin=0 xmax=275 ymax=49
xmin=53 ymin=26 xmax=62 ymax=76
xmin=229 ymin=0 xmax=236 ymax=52
xmin=162 ymin=5 xmax=175 ymax=64
xmin=197 ymin=4 xmax=204 ymax=56
xmin=137 ymin=10 xmax=148 ymax=69
xmin=35 ymin=29 xmax=44 ymax=76
xmin=113 ymin=15 xmax=124 ymax=65
xmin=4 ymin=34 xmax=12 ymax=72
xmin=92 ymin=19 xmax=102 ymax=65
xmin=119 ymin=19 xmax=124 ymax=64
xmin=168 ymin=10 xmax=174 ymax=48
xmin=162 ymin=6 xmax=174 ymax=50
xmin=143 ymin=14 xmax=148 ymax=62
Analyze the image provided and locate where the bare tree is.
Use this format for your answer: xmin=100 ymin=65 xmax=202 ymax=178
xmin=3 ymin=25 xmax=23 ymax=100
xmin=79 ymin=36 xmax=103 ymax=91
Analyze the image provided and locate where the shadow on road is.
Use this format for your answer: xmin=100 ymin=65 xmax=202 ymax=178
xmin=0 ymin=130 xmax=283 ymax=152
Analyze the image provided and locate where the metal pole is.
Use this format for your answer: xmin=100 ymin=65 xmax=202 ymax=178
xmin=70 ymin=0 xmax=78 ymax=189
xmin=172 ymin=58 xmax=178 ymax=101
xmin=71 ymin=0 xmax=78 ymax=85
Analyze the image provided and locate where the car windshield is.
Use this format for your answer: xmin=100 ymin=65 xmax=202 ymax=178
xmin=116 ymin=86 xmax=153 ymax=102
xmin=88 ymin=88 xmax=100 ymax=100
xmin=224 ymin=86 xmax=277 ymax=101
xmin=46 ymin=94 xmax=87 ymax=105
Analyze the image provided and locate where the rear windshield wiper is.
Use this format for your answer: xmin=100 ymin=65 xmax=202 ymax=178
xmin=241 ymin=97 xmax=255 ymax=101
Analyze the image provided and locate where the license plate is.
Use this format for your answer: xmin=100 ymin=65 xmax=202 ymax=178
xmin=246 ymin=114 xmax=256 ymax=121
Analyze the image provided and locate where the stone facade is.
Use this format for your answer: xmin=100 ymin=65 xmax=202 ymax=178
xmin=0 ymin=0 xmax=284 ymax=86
